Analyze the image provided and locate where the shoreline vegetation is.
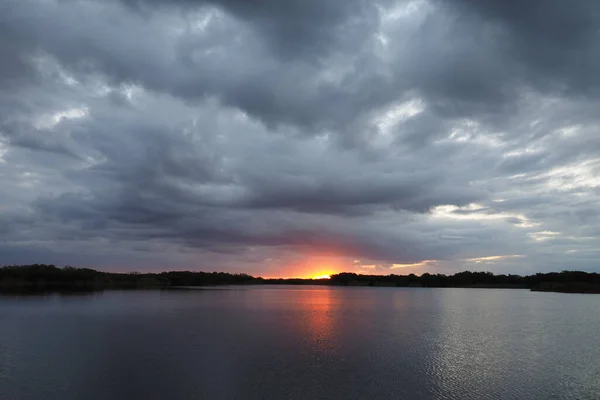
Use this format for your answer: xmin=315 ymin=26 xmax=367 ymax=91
xmin=1 ymin=265 xmax=600 ymax=294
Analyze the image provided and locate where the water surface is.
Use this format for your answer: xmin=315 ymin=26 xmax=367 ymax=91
xmin=1 ymin=286 xmax=598 ymax=399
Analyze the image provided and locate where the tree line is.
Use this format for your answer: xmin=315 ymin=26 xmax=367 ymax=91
xmin=329 ymin=271 xmax=600 ymax=292
xmin=1 ymin=264 xmax=599 ymax=293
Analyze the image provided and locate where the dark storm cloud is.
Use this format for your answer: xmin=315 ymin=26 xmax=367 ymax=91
xmin=121 ymin=0 xmax=384 ymax=58
xmin=18 ymin=100 xmax=481 ymax=264
xmin=1 ymin=0 xmax=391 ymax=130
xmin=2 ymin=0 xmax=600 ymax=132
xmin=1 ymin=0 xmax=600 ymax=273
xmin=438 ymin=0 xmax=600 ymax=96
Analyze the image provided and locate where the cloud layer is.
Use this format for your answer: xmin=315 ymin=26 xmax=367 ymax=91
xmin=1 ymin=0 xmax=599 ymax=276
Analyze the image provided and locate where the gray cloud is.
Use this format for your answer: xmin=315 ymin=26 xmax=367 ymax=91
xmin=1 ymin=0 xmax=599 ymax=275
xmin=122 ymin=0 xmax=386 ymax=59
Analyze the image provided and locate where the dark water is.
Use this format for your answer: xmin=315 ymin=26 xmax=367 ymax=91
xmin=1 ymin=287 xmax=599 ymax=400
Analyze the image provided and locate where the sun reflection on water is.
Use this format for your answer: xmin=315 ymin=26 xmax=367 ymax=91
xmin=296 ymin=289 xmax=337 ymax=355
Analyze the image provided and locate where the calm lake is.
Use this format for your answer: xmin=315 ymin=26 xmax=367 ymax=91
xmin=0 ymin=286 xmax=598 ymax=399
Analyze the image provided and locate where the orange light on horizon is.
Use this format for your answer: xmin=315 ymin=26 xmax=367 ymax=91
xmin=268 ymin=250 xmax=351 ymax=279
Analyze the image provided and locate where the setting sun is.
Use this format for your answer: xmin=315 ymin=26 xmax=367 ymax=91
xmin=311 ymin=274 xmax=331 ymax=280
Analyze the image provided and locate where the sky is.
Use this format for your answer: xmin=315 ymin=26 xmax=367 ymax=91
xmin=1 ymin=0 xmax=599 ymax=278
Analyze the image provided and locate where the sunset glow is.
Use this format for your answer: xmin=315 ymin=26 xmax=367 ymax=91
xmin=272 ymin=251 xmax=351 ymax=279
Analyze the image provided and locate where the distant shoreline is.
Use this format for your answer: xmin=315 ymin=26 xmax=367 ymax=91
xmin=2 ymin=264 xmax=600 ymax=294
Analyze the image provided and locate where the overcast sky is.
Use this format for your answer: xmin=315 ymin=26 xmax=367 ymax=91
xmin=1 ymin=0 xmax=599 ymax=277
